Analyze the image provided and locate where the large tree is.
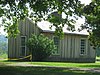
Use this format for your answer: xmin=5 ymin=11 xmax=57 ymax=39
xmin=0 ymin=0 xmax=84 ymax=37
xmin=1 ymin=0 xmax=100 ymax=47
xmin=83 ymin=0 xmax=100 ymax=48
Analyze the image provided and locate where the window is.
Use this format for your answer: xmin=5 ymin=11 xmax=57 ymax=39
xmin=80 ymin=39 xmax=86 ymax=55
xmin=53 ymin=37 xmax=59 ymax=54
xmin=21 ymin=36 xmax=26 ymax=56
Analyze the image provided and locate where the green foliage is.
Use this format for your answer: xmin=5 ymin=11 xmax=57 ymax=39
xmin=83 ymin=0 xmax=100 ymax=47
xmin=0 ymin=45 xmax=8 ymax=59
xmin=26 ymin=34 xmax=56 ymax=61
xmin=0 ymin=53 xmax=7 ymax=59
xmin=0 ymin=35 xmax=8 ymax=59
xmin=0 ymin=0 xmax=84 ymax=38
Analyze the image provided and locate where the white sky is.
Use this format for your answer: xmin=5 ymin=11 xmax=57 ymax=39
xmin=80 ymin=0 xmax=91 ymax=5
xmin=0 ymin=0 xmax=91 ymax=35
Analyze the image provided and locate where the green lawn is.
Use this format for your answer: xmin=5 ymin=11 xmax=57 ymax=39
xmin=96 ymin=56 xmax=100 ymax=60
xmin=1 ymin=59 xmax=100 ymax=68
xmin=0 ymin=66 xmax=100 ymax=75
xmin=30 ymin=61 xmax=100 ymax=68
xmin=0 ymin=60 xmax=100 ymax=75
xmin=0 ymin=59 xmax=100 ymax=68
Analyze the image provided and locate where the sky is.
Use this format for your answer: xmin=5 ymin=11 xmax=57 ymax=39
xmin=0 ymin=0 xmax=91 ymax=35
xmin=80 ymin=0 xmax=91 ymax=5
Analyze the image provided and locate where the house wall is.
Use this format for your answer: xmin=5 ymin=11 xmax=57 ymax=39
xmin=8 ymin=18 xmax=40 ymax=59
xmin=42 ymin=32 xmax=96 ymax=62
xmin=8 ymin=18 xmax=96 ymax=62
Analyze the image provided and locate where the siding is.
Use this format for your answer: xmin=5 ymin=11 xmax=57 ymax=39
xmin=42 ymin=32 xmax=95 ymax=61
xmin=8 ymin=18 xmax=40 ymax=58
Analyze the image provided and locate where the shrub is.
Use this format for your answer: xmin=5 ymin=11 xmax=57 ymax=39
xmin=27 ymin=34 xmax=56 ymax=61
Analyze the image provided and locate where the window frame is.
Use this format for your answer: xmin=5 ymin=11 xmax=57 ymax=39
xmin=53 ymin=36 xmax=60 ymax=55
xmin=20 ymin=36 xmax=26 ymax=56
xmin=80 ymin=38 xmax=86 ymax=55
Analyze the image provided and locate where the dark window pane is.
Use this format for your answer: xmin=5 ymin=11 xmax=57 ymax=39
xmin=21 ymin=37 xmax=26 ymax=46
xmin=21 ymin=47 xmax=25 ymax=56
xmin=21 ymin=36 xmax=26 ymax=56
xmin=80 ymin=39 xmax=86 ymax=55
xmin=54 ymin=37 xmax=59 ymax=54
xmin=54 ymin=37 xmax=59 ymax=45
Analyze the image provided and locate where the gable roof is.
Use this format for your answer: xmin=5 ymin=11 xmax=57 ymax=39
xmin=37 ymin=21 xmax=89 ymax=36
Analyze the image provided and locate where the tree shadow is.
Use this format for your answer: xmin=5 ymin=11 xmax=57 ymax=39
xmin=0 ymin=66 xmax=100 ymax=75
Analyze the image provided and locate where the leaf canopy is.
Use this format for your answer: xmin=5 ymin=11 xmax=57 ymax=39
xmin=83 ymin=0 xmax=100 ymax=47
xmin=0 ymin=0 xmax=84 ymax=38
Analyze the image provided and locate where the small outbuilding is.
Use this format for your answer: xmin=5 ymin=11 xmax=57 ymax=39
xmin=8 ymin=18 xmax=96 ymax=62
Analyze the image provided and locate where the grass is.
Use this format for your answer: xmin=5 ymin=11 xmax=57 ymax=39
xmin=0 ymin=66 xmax=100 ymax=75
xmin=0 ymin=59 xmax=100 ymax=68
xmin=0 ymin=59 xmax=100 ymax=75
xmin=96 ymin=56 xmax=100 ymax=60
xmin=30 ymin=61 xmax=100 ymax=68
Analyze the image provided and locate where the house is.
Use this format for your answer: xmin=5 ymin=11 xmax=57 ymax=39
xmin=8 ymin=18 xmax=96 ymax=62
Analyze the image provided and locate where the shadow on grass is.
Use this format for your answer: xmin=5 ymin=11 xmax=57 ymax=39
xmin=0 ymin=66 xmax=100 ymax=75
xmin=0 ymin=59 xmax=31 ymax=62
xmin=1 ymin=59 xmax=100 ymax=68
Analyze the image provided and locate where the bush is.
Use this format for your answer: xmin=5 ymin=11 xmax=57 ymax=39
xmin=0 ymin=49 xmax=8 ymax=59
xmin=27 ymin=34 xmax=56 ymax=61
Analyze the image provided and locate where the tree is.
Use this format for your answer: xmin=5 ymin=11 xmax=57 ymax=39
xmin=0 ymin=0 xmax=84 ymax=38
xmin=26 ymin=34 xmax=56 ymax=61
xmin=0 ymin=36 xmax=8 ymax=58
xmin=83 ymin=0 xmax=100 ymax=48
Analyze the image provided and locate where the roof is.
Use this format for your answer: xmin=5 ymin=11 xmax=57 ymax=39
xmin=37 ymin=21 xmax=89 ymax=36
